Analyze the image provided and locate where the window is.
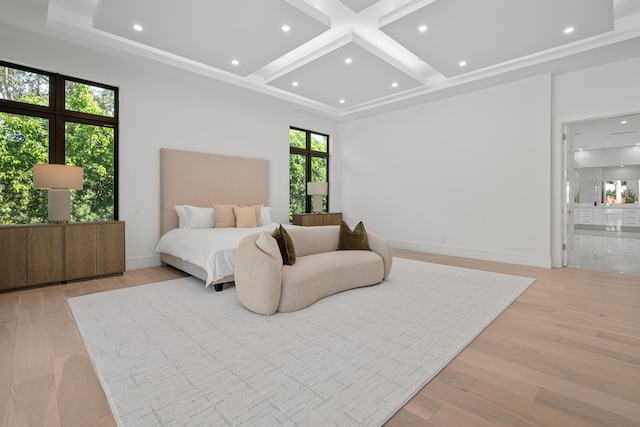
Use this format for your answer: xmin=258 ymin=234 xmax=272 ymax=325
xmin=289 ymin=127 xmax=329 ymax=219
xmin=0 ymin=61 xmax=118 ymax=224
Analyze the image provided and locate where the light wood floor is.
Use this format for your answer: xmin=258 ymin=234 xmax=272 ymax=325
xmin=1 ymin=251 xmax=638 ymax=427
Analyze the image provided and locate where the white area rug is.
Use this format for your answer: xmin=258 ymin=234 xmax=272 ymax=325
xmin=68 ymin=257 xmax=535 ymax=427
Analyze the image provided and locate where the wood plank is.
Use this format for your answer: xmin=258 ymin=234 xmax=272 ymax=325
xmin=53 ymin=352 xmax=115 ymax=426
xmin=11 ymin=321 xmax=54 ymax=387
xmin=468 ymin=379 xmax=600 ymax=427
xmin=0 ymin=321 xmax=16 ymax=426
xmin=535 ymin=387 xmax=639 ymax=427
xmin=8 ymin=375 xmax=61 ymax=427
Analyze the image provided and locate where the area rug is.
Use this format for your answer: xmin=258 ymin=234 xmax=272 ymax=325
xmin=68 ymin=257 xmax=535 ymax=426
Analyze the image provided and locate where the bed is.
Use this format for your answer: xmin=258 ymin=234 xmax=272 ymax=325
xmin=156 ymin=148 xmax=273 ymax=291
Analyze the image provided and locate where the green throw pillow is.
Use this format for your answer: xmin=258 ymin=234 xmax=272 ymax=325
xmin=338 ymin=221 xmax=371 ymax=251
xmin=272 ymin=224 xmax=296 ymax=265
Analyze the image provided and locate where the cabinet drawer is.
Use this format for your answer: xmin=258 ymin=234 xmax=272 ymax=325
xmin=97 ymin=222 xmax=125 ymax=275
xmin=65 ymin=224 xmax=98 ymax=280
xmin=27 ymin=226 xmax=64 ymax=285
xmin=0 ymin=228 xmax=27 ymax=289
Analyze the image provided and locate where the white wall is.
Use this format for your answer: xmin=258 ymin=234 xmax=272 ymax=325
xmin=0 ymin=31 xmax=339 ymax=269
xmin=336 ymin=75 xmax=553 ymax=267
xmin=551 ymin=56 xmax=640 ymax=266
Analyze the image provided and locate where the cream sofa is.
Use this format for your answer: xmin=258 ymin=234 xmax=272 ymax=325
xmin=234 ymin=225 xmax=393 ymax=315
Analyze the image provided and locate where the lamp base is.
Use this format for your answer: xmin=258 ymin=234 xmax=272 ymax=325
xmin=48 ymin=189 xmax=71 ymax=223
xmin=313 ymin=194 xmax=324 ymax=214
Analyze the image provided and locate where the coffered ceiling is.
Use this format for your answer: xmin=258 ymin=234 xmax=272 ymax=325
xmin=3 ymin=0 xmax=640 ymax=119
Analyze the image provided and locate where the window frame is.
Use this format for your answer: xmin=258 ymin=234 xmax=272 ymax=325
xmin=289 ymin=126 xmax=330 ymax=214
xmin=0 ymin=60 xmax=119 ymax=220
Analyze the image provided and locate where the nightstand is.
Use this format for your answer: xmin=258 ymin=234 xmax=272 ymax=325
xmin=292 ymin=213 xmax=342 ymax=226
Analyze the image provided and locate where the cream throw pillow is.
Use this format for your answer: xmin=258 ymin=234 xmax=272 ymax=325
xmin=213 ymin=204 xmax=236 ymax=228
xmin=255 ymin=231 xmax=282 ymax=264
xmin=233 ymin=205 xmax=258 ymax=228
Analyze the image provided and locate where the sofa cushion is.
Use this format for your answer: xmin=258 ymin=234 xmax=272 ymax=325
xmin=338 ymin=221 xmax=370 ymax=251
xmin=278 ymin=250 xmax=384 ymax=313
xmin=286 ymin=225 xmax=340 ymax=257
xmin=272 ymin=225 xmax=296 ymax=265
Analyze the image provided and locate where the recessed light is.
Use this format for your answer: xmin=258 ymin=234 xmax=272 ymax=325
xmin=621 ymin=120 xmax=628 ymax=124
xmin=459 ymin=60 xmax=467 ymax=67
xmin=391 ymin=82 xmax=398 ymax=88
xmin=292 ymin=81 xmax=299 ymax=87
xmin=231 ymin=59 xmax=239 ymax=66
xmin=418 ymin=25 xmax=427 ymax=32
xmin=564 ymin=27 xmax=574 ymax=34
xmin=345 ymin=58 xmax=352 ymax=64
xmin=282 ymin=25 xmax=291 ymax=32
xmin=339 ymin=99 xmax=345 ymax=104
xmin=133 ymin=24 xmax=143 ymax=32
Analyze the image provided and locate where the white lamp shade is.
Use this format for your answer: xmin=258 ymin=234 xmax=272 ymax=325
xmin=307 ymin=181 xmax=328 ymax=195
xmin=33 ymin=164 xmax=83 ymax=190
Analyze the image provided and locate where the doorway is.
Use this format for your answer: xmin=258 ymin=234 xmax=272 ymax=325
xmin=563 ymin=113 xmax=640 ymax=276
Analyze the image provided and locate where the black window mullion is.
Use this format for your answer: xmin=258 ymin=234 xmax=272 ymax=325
xmin=289 ymin=127 xmax=329 ymax=214
xmin=0 ymin=61 xmax=119 ymax=223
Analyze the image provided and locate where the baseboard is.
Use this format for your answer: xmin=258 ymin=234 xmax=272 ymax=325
xmin=390 ymin=239 xmax=552 ymax=269
xmin=126 ymin=255 xmax=162 ymax=271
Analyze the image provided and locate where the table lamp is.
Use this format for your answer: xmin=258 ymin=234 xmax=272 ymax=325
xmin=33 ymin=164 xmax=84 ymax=223
xmin=307 ymin=181 xmax=328 ymax=214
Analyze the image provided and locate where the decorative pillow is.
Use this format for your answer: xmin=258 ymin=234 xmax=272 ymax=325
xmin=174 ymin=205 xmax=188 ymax=228
xmin=213 ymin=204 xmax=236 ymax=228
xmin=185 ymin=205 xmax=215 ymax=228
xmin=233 ymin=205 xmax=258 ymax=228
xmin=338 ymin=221 xmax=371 ymax=251
xmin=253 ymin=205 xmax=263 ymax=226
xmin=255 ymin=231 xmax=282 ymax=264
xmin=260 ymin=206 xmax=273 ymax=225
xmin=272 ymin=224 xmax=296 ymax=265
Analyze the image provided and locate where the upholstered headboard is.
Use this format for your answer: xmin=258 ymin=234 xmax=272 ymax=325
xmin=160 ymin=148 xmax=269 ymax=236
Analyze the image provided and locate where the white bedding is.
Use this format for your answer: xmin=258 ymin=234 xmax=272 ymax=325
xmin=156 ymin=223 xmax=278 ymax=286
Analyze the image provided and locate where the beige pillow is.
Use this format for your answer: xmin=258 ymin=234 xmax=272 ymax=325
xmin=213 ymin=204 xmax=236 ymax=228
xmin=233 ymin=205 xmax=258 ymax=228
xmin=253 ymin=205 xmax=263 ymax=226
xmin=255 ymin=231 xmax=282 ymax=264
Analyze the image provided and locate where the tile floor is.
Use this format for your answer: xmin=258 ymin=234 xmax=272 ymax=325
xmin=569 ymin=229 xmax=640 ymax=276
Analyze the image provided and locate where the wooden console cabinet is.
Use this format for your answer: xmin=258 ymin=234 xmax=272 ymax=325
xmin=292 ymin=213 xmax=342 ymax=226
xmin=0 ymin=221 xmax=125 ymax=291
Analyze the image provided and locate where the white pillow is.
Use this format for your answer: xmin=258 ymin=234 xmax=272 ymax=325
xmin=184 ymin=205 xmax=215 ymax=228
xmin=174 ymin=205 xmax=188 ymax=228
xmin=260 ymin=206 xmax=273 ymax=225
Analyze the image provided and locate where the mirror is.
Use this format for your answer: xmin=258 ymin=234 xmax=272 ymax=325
xmin=604 ymin=179 xmax=638 ymax=204
xmin=574 ymin=166 xmax=640 ymax=205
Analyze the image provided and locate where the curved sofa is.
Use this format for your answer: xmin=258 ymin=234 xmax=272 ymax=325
xmin=234 ymin=225 xmax=393 ymax=315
